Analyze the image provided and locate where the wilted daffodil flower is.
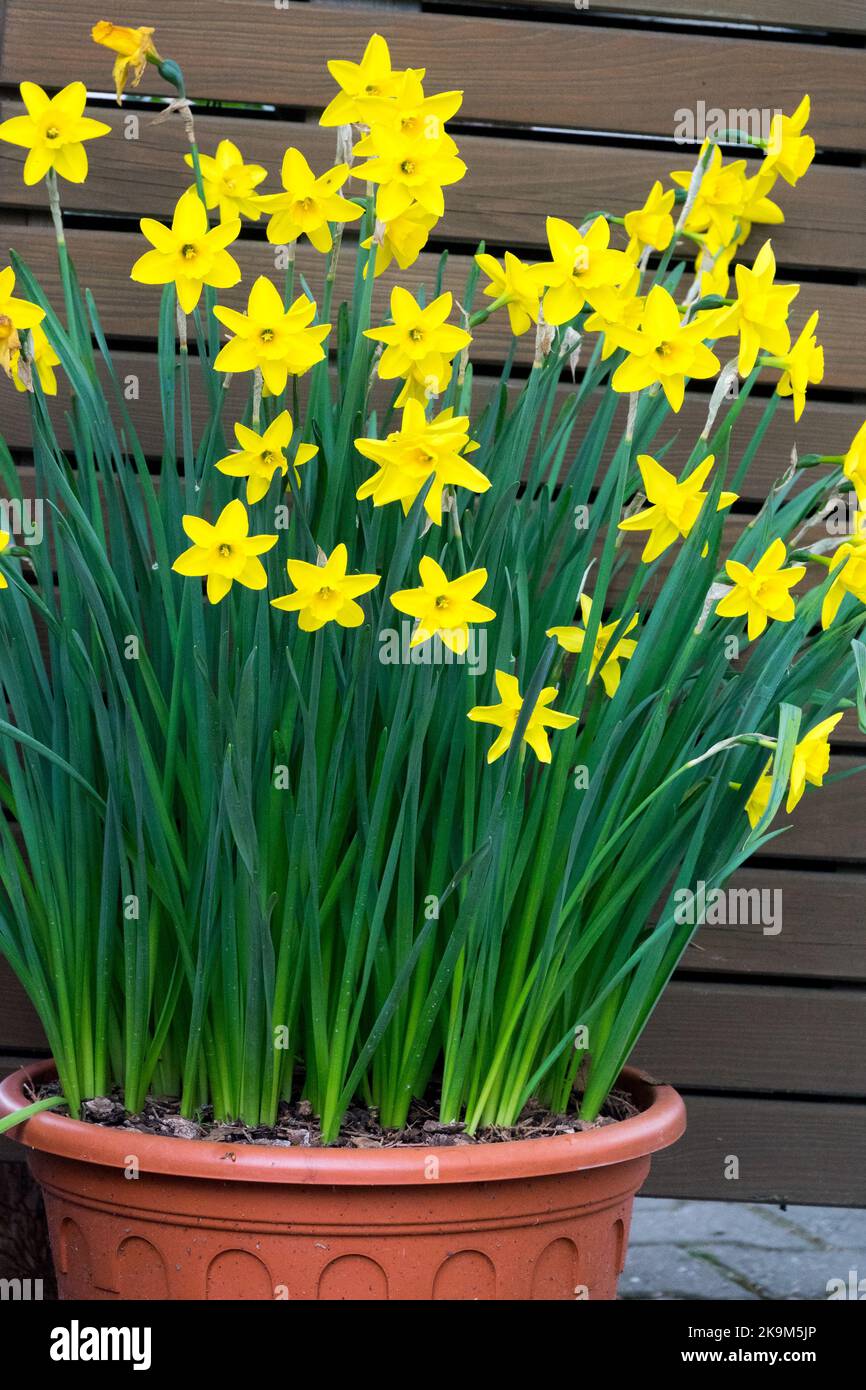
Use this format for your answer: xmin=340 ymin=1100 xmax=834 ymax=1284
xmin=172 ymin=499 xmax=278 ymax=605
xmin=213 ymin=278 xmax=331 ymax=395
xmin=271 ymin=543 xmax=380 ymax=631
xmin=540 ymin=216 xmax=633 ymax=327
xmin=319 ymin=33 xmax=421 ymax=128
xmin=0 ymin=316 xmax=20 ymax=379
xmin=0 ymin=81 xmax=111 ymax=185
xmin=547 ymin=595 xmax=638 ymax=698
xmin=12 ymin=323 xmax=60 ymax=395
xmin=184 ymin=140 xmax=267 ymax=223
xmin=718 ymin=239 xmax=799 ymax=377
xmin=390 ymin=558 xmax=495 ymax=653
xmin=764 ymin=309 xmax=823 ymax=421
xmin=259 ymin=148 xmax=363 ymax=253
xmin=130 ymin=188 xmax=241 ymax=315
xmin=365 ymin=287 xmax=471 ymax=405
xmin=716 ymin=537 xmax=806 ymax=640
xmin=468 ymin=670 xmax=577 ymax=765
xmin=355 ymin=400 xmax=489 ymax=525
xmin=618 ymin=454 xmax=737 ymax=563
xmin=623 ymin=181 xmax=675 ymax=260
xmin=761 ymin=95 xmax=815 ymax=188
xmin=611 ymin=285 xmax=721 ymax=412
xmin=474 ymin=251 xmax=549 ymax=336
xmin=91 ymin=21 xmax=161 ymax=103
xmin=215 ymin=412 xmax=317 ymax=505
xmin=821 ymin=512 xmax=866 ymax=630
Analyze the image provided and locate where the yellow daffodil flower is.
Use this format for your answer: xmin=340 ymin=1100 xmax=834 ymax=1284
xmin=672 ymin=147 xmax=783 ymax=250
xmin=547 ymin=595 xmax=638 ymax=697
xmin=842 ymin=421 xmax=866 ymax=508
xmin=130 ymin=187 xmax=241 ymax=315
xmin=618 ymin=454 xmax=737 ymax=562
xmin=583 ymin=279 xmax=644 ymax=359
xmin=215 ymin=411 xmax=317 ymax=505
xmin=0 ymin=81 xmax=111 ymax=186
xmin=362 ymin=204 xmax=438 ymax=277
xmin=720 ymin=240 xmax=799 ymax=376
xmin=91 ymin=21 xmax=161 ymax=103
xmin=271 ymin=543 xmax=379 ymax=631
xmin=624 ymin=181 xmax=675 ymax=260
xmin=821 ymin=511 xmax=866 ymax=629
xmin=319 ymin=34 xmax=422 ymax=128
xmin=540 ymin=216 xmax=633 ymax=327
xmin=744 ymin=765 xmax=774 ymax=828
xmin=762 ymin=95 xmax=815 ymax=188
xmin=184 ymin=139 xmax=267 ymax=223
xmin=364 ymin=287 xmax=471 ymax=405
xmin=611 ymin=284 xmax=721 ymax=412
xmin=468 ymin=670 xmax=577 ymax=765
xmin=746 ymin=709 xmax=843 ymax=824
xmin=213 ymin=278 xmax=331 ymax=395
xmin=12 ymin=322 xmax=60 ymax=395
xmin=0 ymin=266 xmax=44 ymax=337
xmin=787 ymin=712 xmax=842 ymax=812
xmin=353 ymin=127 xmax=466 ymax=223
xmin=0 ymin=530 xmax=9 ymax=589
xmin=259 ymin=148 xmax=363 ymax=253
xmin=716 ymin=537 xmax=806 ymax=640
xmin=390 ymin=558 xmax=495 ymax=653
xmin=766 ymin=309 xmax=823 ymax=421
xmin=474 ymin=251 xmax=549 ymax=336
xmin=355 ymin=399 xmax=488 ymax=525
xmin=358 ymin=69 xmax=462 ymax=143
xmin=172 ymin=499 xmax=278 ymax=605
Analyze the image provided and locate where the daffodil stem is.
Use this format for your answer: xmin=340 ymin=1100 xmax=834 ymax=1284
xmin=252 ymin=367 xmax=263 ymax=432
xmin=468 ymin=292 xmax=509 ymax=329
xmin=45 ymin=170 xmax=81 ymax=348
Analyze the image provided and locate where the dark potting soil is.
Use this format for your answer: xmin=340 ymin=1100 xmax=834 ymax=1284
xmin=32 ymin=1079 xmax=639 ymax=1149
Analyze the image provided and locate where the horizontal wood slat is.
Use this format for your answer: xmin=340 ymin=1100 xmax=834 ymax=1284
xmin=643 ymin=1094 xmax=866 ymax=1207
xmin=1 ymin=2 xmax=864 ymax=150
xmin=3 ymin=103 xmax=865 ymax=273
xmin=635 ymin=979 xmax=866 ymax=1095
xmin=3 ymin=223 xmax=864 ymax=390
xmin=681 ymin=868 xmax=866 ymax=980
xmin=428 ymin=0 xmax=866 ymax=38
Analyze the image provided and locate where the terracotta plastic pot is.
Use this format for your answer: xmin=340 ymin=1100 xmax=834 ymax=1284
xmin=0 ymin=1061 xmax=684 ymax=1301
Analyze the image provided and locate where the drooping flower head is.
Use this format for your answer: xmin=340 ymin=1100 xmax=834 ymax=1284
xmin=821 ymin=511 xmax=866 ymax=630
xmin=768 ymin=309 xmax=823 ymax=421
xmin=762 ymin=95 xmax=815 ymax=188
xmin=0 ymin=81 xmax=111 ymax=185
xmin=91 ymin=21 xmax=161 ymax=103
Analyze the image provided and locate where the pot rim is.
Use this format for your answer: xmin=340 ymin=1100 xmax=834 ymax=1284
xmin=0 ymin=1060 xmax=685 ymax=1186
